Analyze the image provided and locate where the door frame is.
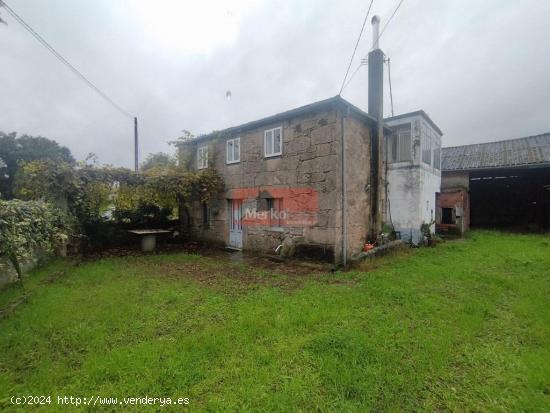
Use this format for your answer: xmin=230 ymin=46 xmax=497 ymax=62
xmin=228 ymin=199 xmax=243 ymax=249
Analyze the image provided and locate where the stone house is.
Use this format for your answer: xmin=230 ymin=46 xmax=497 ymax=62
xmin=177 ymin=94 xmax=444 ymax=262
xmin=177 ymin=17 xmax=444 ymax=262
xmin=179 ymin=96 xmax=388 ymax=262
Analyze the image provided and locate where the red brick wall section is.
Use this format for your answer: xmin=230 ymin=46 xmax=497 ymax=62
xmin=436 ymin=189 xmax=469 ymax=234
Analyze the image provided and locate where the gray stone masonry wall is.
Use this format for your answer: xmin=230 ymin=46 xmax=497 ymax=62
xmin=334 ymin=115 xmax=373 ymax=260
xmin=183 ymin=107 xmax=374 ymax=262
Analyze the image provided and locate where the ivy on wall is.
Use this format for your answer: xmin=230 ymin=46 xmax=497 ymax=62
xmin=0 ymin=199 xmax=70 ymax=280
xmin=13 ymin=160 xmax=224 ymax=233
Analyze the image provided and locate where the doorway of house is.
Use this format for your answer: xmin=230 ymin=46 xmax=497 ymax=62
xmin=229 ymin=199 xmax=243 ymax=249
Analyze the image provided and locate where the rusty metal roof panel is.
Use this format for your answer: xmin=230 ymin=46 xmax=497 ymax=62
xmin=442 ymin=133 xmax=550 ymax=171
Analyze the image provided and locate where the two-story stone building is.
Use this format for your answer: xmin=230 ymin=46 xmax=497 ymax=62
xmin=177 ymin=17 xmax=443 ymax=262
xmin=179 ymin=96 xmax=387 ymax=262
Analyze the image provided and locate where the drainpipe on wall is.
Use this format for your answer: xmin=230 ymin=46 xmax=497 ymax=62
xmin=340 ymin=105 xmax=349 ymax=266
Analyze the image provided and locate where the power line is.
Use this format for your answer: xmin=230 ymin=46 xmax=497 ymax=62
xmin=338 ymin=0 xmax=374 ymax=95
xmin=0 ymin=0 xmax=133 ymax=119
xmin=340 ymin=0 xmax=406 ymax=94
xmin=341 ymin=58 xmax=368 ymax=93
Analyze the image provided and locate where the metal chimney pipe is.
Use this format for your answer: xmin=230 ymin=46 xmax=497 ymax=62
xmin=367 ymin=15 xmax=385 ymax=241
xmin=367 ymin=16 xmax=383 ymax=119
xmin=372 ymin=15 xmax=380 ymax=50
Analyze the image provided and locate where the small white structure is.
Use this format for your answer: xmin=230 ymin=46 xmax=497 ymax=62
xmin=385 ymin=111 xmax=443 ymax=243
xmin=129 ymin=229 xmax=171 ymax=252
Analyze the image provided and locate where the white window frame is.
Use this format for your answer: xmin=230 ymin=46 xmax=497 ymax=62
xmin=389 ymin=123 xmax=412 ymax=163
xmin=433 ymin=136 xmax=441 ymax=170
xmin=197 ymin=145 xmax=208 ymax=170
xmin=226 ymin=137 xmax=240 ymax=164
xmin=422 ymin=125 xmax=432 ymax=166
xmin=264 ymin=126 xmax=282 ymax=158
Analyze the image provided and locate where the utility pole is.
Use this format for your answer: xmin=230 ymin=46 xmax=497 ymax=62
xmin=134 ymin=117 xmax=139 ymax=172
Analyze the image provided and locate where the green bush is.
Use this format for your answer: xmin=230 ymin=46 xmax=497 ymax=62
xmin=0 ymin=199 xmax=70 ymax=279
xmin=13 ymin=160 xmax=224 ymax=249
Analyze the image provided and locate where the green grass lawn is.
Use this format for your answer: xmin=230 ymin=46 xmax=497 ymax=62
xmin=0 ymin=231 xmax=549 ymax=412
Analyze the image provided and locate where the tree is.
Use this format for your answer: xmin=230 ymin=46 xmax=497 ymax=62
xmin=140 ymin=152 xmax=176 ymax=171
xmin=0 ymin=132 xmax=74 ymax=199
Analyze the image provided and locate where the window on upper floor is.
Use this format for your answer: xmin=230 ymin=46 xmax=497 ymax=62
xmin=264 ymin=127 xmax=282 ymax=158
xmin=433 ymin=139 xmax=441 ymax=170
xmin=197 ymin=146 xmax=208 ymax=169
xmin=388 ymin=123 xmax=412 ymax=163
xmin=226 ymin=137 xmax=240 ymax=164
xmin=422 ymin=126 xmax=432 ymax=165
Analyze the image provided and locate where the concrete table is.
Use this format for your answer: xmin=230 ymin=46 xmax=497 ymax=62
xmin=129 ymin=229 xmax=172 ymax=252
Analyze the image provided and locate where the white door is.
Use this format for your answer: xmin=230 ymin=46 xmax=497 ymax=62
xmin=229 ymin=199 xmax=243 ymax=249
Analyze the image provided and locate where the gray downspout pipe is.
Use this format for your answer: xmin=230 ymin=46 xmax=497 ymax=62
xmin=341 ymin=106 xmax=349 ymax=266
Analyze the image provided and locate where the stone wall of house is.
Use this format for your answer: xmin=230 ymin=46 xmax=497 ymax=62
xmin=334 ymin=114 xmax=373 ymax=260
xmin=183 ymin=107 xmax=347 ymax=261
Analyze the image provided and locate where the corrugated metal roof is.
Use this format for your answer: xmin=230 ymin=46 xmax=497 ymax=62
xmin=442 ymin=133 xmax=550 ymax=171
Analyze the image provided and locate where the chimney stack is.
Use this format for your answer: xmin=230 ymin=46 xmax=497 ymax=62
xmin=372 ymin=15 xmax=380 ymax=50
xmin=367 ymin=15 xmax=385 ymax=240
xmin=368 ymin=15 xmax=383 ymax=119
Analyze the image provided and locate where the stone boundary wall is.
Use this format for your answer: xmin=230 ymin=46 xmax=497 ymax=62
xmin=0 ymin=253 xmax=40 ymax=288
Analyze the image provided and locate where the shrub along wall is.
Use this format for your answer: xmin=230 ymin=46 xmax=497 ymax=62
xmin=0 ymin=199 xmax=69 ymax=283
xmin=13 ymin=160 xmax=224 ymax=252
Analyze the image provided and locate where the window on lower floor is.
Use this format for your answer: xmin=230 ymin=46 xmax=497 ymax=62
xmin=202 ymin=202 xmax=210 ymax=226
xmin=266 ymin=198 xmax=283 ymax=227
xmin=441 ymin=207 xmax=455 ymax=224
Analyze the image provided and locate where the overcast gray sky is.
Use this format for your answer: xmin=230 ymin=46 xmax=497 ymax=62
xmin=1 ymin=0 xmax=549 ymax=167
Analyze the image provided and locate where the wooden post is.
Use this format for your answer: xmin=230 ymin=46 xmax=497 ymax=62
xmin=134 ymin=117 xmax=139 ymax=172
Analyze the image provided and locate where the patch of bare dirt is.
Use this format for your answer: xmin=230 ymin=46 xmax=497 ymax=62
xmin=79 ymin=243 xmax=352 ymax=291
xmin=147 ymin=251 xmax=349 ymax=291
xmin=81 ymin=242 xmax=216 ymax=261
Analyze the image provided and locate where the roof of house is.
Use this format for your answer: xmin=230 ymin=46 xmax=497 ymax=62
xmin=442 ymin=133 xmax=550 ymax=171
xmin=384 ymin=110 xmax=443 ymax=136
xmin=179 ymin=95 xmax=385 ymax=145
